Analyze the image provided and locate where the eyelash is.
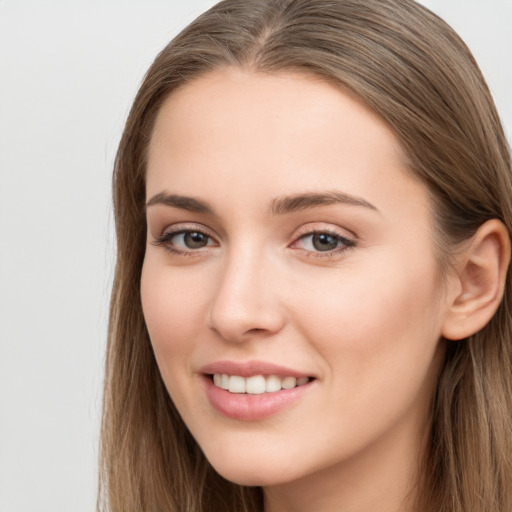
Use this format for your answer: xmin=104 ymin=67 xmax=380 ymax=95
xmin=152 ymin=226 xmax=356 ymax=259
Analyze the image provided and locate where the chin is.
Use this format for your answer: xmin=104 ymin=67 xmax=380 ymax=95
xmin=207 ymin=455 xmax=300 ymax=487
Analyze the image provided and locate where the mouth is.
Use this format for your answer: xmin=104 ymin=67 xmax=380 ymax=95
xmin=200 ymin=361 xmax=316 ymax=420
xmin=209 ymin=373 xmax=313 ymax=394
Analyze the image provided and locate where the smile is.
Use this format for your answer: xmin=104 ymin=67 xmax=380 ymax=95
xmin=212 ymin=374 xmax=311 ymax=394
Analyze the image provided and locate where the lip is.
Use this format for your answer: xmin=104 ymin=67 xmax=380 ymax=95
xmin=199 ymin=360 xmax=316 ymax=421
xmin=199 ymin=360 xmax=312 ymax=379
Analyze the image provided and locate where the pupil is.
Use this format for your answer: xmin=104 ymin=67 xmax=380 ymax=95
xmin=313 ymin=233 xmax=339 ymax=251
xmin=184 ymin=231 xmax=208 ymax=249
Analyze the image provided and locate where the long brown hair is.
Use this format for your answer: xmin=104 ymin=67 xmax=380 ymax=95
xmin=99 ymin=1 xmax=512 ymax=510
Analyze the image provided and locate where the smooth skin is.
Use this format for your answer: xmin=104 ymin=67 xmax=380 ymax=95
xmin=141 ymin=68 xmax=510 ymax=512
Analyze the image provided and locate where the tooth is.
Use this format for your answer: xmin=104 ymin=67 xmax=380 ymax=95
xmin=220 ymin=374 xmax=229 ymax=390
xmin=265 ymin=375 xmax=281 ymax=392
xmin=215 ymin=373 xmax=308 ymax=393
xmin=281 ymin=376 xmax=297 ymax=389
xmin=228 ymin=375 xmax=246 ymax=393
xmin=246 ymin=375 xmax=266 ymax=394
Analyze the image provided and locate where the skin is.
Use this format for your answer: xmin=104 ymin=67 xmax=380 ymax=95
xmin=141 ymin=68 xmax=459 ymax=512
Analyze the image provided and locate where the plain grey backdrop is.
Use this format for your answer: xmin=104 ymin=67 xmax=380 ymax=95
xmin=0 ymin=1 xmax=511 ymax=510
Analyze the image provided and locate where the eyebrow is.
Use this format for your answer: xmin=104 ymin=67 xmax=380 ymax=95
xmin=145 ymin=190 xmax=378 ymax=215
xmin=270 ymin=191 xmax=378 ymax=215
xmin=145 ymin=192 xmax=214 ymax=214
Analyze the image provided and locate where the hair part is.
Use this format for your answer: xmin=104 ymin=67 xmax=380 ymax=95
xmin=99 ymin=1 xmax=512 ymax=510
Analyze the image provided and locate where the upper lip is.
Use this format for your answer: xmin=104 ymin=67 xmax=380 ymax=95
xmin=199 ymin=360 xmax=313 ymax=378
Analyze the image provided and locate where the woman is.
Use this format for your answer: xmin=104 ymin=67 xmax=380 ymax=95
xmin=99 ymin=0 xmax=512 ymax=510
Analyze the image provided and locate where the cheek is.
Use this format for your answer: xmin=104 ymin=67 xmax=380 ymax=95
xmin=140 ymin=259 xmax=205 ymax=370
xmin=290 ymin=252 xmax=444 ymax=389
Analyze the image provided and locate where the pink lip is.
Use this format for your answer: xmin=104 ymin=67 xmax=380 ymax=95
xmin=199 ymin=360 xmax=312 ymax=378
xmin=204 ymin=377 xmax=313 ymax=421
xmin=199 ymin=361 xmax=315 ymax=421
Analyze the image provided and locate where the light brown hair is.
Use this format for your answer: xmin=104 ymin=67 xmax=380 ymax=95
xmin=99 ymin=1 xmax=512 ymax=510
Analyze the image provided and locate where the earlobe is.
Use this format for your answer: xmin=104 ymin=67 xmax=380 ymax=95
xmin=442 ymin=219 xmax=511 ymax=341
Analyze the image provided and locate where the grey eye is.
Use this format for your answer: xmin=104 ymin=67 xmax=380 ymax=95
xmin=182 ymin=231 xmax=209 ymax=249
xmin=311 ymin=233 xmax=341 ymax=251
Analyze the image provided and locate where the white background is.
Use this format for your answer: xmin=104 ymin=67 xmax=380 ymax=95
xmin=0 ymin=1 xmax=510 ymax=511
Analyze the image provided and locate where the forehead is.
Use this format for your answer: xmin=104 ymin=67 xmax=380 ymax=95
xmin=146 ymin=67 xmax=428 ymax=221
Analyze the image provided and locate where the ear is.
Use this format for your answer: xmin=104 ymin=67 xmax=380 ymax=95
xmin=442 ymin=219 xmax=511 ymax=341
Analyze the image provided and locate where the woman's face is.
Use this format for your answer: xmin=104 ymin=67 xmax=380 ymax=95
xmin=141 ymin=68 xmax=452 ymax=493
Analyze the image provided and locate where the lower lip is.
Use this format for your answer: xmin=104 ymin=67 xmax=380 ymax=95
xmin=203 ymin=376 xmax=314 ymax=421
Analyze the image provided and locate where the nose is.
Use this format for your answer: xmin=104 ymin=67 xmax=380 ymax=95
xmin=206 ymin=249 xmax=286 ymax=343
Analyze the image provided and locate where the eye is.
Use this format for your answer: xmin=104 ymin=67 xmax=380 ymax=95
xmin=152 ymin=227 xmax=217 ymax=254
xmin=302 ymin=233 xmax=343 ymax=251
xmin=173 ymin=231 xmax=211 ymax=249
xmin=292 ymin=229 xmax=356 ymax=255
